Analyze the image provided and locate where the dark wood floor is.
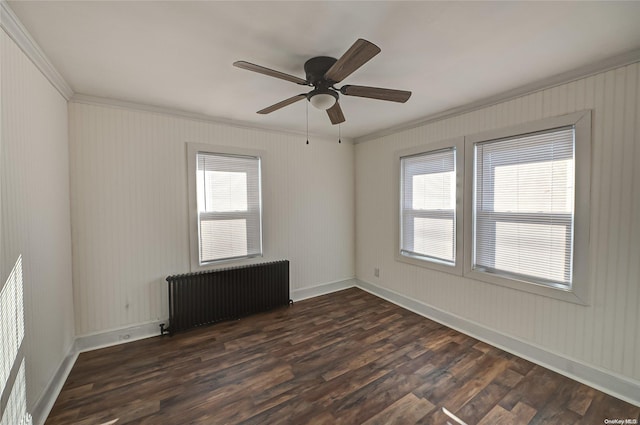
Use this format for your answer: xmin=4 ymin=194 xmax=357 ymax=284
xmin=46 ymin=288 xmax=639 ymax=425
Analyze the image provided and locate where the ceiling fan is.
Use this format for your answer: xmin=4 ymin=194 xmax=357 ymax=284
xmin=233 ymin=38 xmax=412 ymax=125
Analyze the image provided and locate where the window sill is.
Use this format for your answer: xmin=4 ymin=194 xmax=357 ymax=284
xmin=191 ymin=254 xmax=264 ymax=273
xmin=395 ymin=252 xmax=463 ymax=276
xmin=463 ymin=268 xmax=589 ymax=305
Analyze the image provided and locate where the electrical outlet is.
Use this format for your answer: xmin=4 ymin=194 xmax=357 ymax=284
xmin=374 ymin=267 xmax=380 ymax=277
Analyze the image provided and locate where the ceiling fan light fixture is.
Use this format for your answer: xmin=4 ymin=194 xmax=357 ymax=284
xmin=308 ymin=90 xmax=338 ymax=110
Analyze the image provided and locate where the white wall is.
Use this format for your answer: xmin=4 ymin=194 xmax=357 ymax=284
xmin=1 ymin=28 xmax=74 ymax=420
xmin=68 ymin=101 xmax=355 ymax=336
xmin=356 ymin=63 xmax=640 ymax=385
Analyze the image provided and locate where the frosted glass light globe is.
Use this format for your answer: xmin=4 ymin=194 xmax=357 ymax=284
xmin=309 ymin=93 xmax=336 ymax=110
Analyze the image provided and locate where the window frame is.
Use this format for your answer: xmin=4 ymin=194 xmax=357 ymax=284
xmin=463 ymin=111 xmax=592 ymax=304
xmin=395 ymin=137 xmax=465 ymax=276
xmin=187 ymin=143 xmax=265 ymax=271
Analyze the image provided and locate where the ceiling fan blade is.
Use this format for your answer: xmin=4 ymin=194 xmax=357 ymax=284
xmin=257 ymin=94 xmax=307 ymax=114
xmin=233 ymin=61 xmax=308 ymax=85
xmin=340 ymin=85 xmax=411 ymax=103
xmin=324 ymin=39 xmax=381 ymax=83
xmin=327 ymin=101 xmax=345 ymax=125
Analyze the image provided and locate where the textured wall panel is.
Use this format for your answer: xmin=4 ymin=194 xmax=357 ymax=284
xmin=68 ymin=102 xmax=355 ymax=336
xmin=356 ymin=63 xmax=640 ymax=382
xmin=1 ymin=29 xmax=74 ymax=412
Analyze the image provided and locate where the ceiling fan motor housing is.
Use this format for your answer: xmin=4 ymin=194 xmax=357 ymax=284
xmin=304 ymin=56 xmax=340 ymax=108
xmin=304 ymin=56 xmax=338 ymax=86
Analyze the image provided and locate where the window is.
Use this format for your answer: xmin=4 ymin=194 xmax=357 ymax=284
xmin=401 ymin=149 xmax=456 ymax=263
xmin=188 ymin=144 xmax=263 ymax=269
xmin=464 ymin=111 xmax=591 ymax=304
xmin=396 ymin=138 xmax=464 ymax=274
xmin=473 ymin=127 xmax=574 ymax=286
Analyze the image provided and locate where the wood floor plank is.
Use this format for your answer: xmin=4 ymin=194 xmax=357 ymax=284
xmin=331 ymin=371 xmax=427 ymax=424
xmin=567 ymin=384 xmax=597 ymax=416
xmin=361 ymin=393 xmax=435 ymax=425
xmin=454 ymin=381 xmax=513 ymax=424
xmin=477 ymin=401 xmax=537 ymax=425
xmin=45 ymin=288 xmax=640 ymax=425
xmin=499 ymin=365 xmax=561 ymax=411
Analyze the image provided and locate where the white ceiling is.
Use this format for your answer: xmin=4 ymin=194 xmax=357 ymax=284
xmin=8 ymin=1 xmax=640 ymax=139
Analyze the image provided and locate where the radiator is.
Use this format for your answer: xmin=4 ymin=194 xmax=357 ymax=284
xmin=164 ymin=260 xmax=290 ymax=335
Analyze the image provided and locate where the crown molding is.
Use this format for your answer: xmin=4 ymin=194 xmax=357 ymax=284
xmin=355 ymin=48 xmax=640 ymax=144
xmin=70 ymin=93 xmax=354 ymax=144
xmin=3 ymin=0 xmax=637 ymax=143
xmin=1 ymin=0 xmax=73 ymax=100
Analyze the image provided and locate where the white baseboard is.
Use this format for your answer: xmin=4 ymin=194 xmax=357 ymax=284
xmin=75 ymin=319 xmax=167 ymax=353
xmin=71 ymin=279 xmax=359 ymax=354
xmin=291 ymin=278 xmax=356 ymax=302
xmin=73 ymin=279 xmax=358 ymax=353
xmin=31 ymin=342 xmax=78 ymax=425
xmin=356 ymin=278 xmax=640 ymax=407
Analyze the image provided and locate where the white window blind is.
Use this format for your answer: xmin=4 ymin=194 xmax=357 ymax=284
xmin=473 ymin=126 xmax=575 ymax=287
xmin=196 ymin=152 xmax=262 ymax=264
xmin=400 ymin=148 xmax=456 ymax=265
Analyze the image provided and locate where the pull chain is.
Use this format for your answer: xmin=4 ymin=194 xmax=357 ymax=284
xmin=338 ymin=123 xmax=342 ymax=144
xmin=306 ymin=102 xmax=309 ymax=145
